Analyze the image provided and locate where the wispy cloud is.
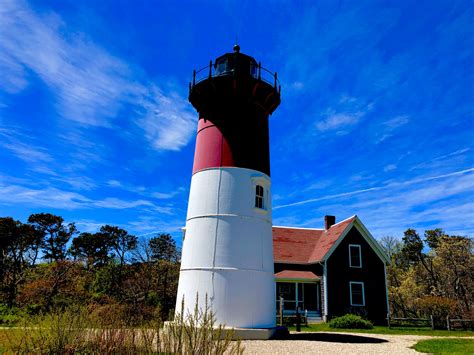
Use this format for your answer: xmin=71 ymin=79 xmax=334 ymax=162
xmin=0 ymin=183 xmax=173 ymax=214
xmin=275 ymin=168 xmax=474 ymax=209
xmin=410 ymin=148 xmax=472 ymax=171
xmin=375 ymin=115 xmax=410 ymax=143
xmin=277 ymin=170 xmax=474 ymax=237
xmin=316 ymin=112 xmax=364 ymax=132
xmin=0 ymin=0 xmax=195 ymax=151
xmin=106 ymin=179 xmax=185 ymax=200
xmin=1 ymin=141 xmax=52 ymax=163
xmin=138 ymin=86 xmax=196 ymax=151
xmin=126 ymin=215 xmax=185 ymax=235
xmin=384 ymin=164 xmax=397 ymax=172
xmin=316 ymin=96 xmax=373 ymax=134
xmin=0 ymin=127 xmax=57 ymax=176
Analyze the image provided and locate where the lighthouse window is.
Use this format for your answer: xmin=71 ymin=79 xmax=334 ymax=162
xmin=215 ymin=60 xmax=227 ymax=75
xmin=255 ymin=185 xmax=265 ymax=209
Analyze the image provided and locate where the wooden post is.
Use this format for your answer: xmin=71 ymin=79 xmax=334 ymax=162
xmin=430 ymin=314 xmax=435 ymax=330
xmin=305 ymin=309 xmax=308 ymax=326
xmin=387 ymin=313 xmax=391 ymax=328
xmin=447 ymin=315 xmax=451 ymax=331
xmin=296 ymin=307 xmax=301 ymax=332
xmin=279 ymin=296 xmax=284 ymax=326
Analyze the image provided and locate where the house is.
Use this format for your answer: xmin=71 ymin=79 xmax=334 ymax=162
xmin=273 ymin=215 xmax=390 ymax=324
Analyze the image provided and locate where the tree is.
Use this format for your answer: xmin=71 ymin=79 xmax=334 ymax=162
xmin=149 ymin=234 xmax=179 ymax=262
xmin=401 ymin=228 xmax=437 ymax=288
xmin=379 ymin=235 xmax=402 ymax=261
xmin=401 ymin=229 xmax=424 ymax=265
xmin=100 ymin=225 xmax=137 ymax=267
xmin=432 ymin=235 xmax=473 ymax=317
xmin=387 ymin=228 xmax=473 ymax=320
xmin=28 ymin=213 xmax=77 ymax=262
xmin=69 ymin=232 xmax=113 ymax=268
xmin=424 ymin=228 xmax=446 ymax=249
xmin=0 ymin=217 xmax=43 ymax=306
xmin=99 ymin=225 xmax=137 ymax=286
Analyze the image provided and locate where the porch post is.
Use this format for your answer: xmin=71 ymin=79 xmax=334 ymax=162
xmin=316 ymin=282 xmax=320 ymax=311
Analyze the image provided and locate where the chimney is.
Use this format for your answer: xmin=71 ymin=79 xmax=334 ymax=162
xmin=324 ymin=215 xmax=336 ymax=230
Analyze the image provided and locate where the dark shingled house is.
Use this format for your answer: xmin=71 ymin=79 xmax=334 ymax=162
xmin=273 ymin=215 xmax=390 ymax=324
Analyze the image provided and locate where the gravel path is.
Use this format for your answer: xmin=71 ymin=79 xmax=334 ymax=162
xmin=240 ymin=331 xmax=438 ymax=354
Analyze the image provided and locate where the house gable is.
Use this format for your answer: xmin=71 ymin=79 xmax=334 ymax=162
xmin=323 ymin=216 xmax=390 ymax=265
xmin=325 ymin=225 xmax=388 ymax=323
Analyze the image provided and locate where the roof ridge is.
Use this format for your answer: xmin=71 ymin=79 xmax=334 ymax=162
xmin=273 ymin=225 xmax=324 ymax=231
xmin=273 ymin=215 xmax=356 ymax=231
xmin=330 ymin=215 xmax=357 ymax=227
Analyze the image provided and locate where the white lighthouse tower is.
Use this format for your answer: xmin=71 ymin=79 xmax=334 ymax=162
xmin=176 ymin=45 xmax=281 ymax=331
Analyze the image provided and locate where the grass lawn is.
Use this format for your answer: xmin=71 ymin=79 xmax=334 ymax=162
xmin=412 ymin=338 xmax=474 ymax=353
xmin=287 ymin=323 xmax=474 ymax=337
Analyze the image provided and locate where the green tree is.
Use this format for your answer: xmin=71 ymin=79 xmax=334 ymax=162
xmin=99 ymin=225 xmax=137 ymax=286
xmin=388 ymin=228 xmax=473 ymax=320
xmin=432 ymin=235 xmax=473 ymax=317
xmin=28 ymin=213 xmax=77 ymax=262
xmin=0 ymin=217 xmax=43 ymax=306
xmin=149 ymin=233 xmax=179 ymax=262
xmin=69 ymin=232 xmax=113 ymax=268
xmin=424 ymin=228 xmax=446 ymax=249
xmin=402 ymin=228 xmax=437 ymax=288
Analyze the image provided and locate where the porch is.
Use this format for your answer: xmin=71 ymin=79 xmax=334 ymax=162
xmin=275 ymin=270 xmax=322 ymax=323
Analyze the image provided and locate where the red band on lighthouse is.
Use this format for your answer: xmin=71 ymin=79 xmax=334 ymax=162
xmin=192 ymin=118 xmax=234 ymax=174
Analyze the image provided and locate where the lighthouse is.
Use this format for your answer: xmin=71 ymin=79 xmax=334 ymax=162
xmin=176 ymin=45 xmax=281 ymax=330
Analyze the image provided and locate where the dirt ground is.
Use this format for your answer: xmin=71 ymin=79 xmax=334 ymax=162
xmin=240 ymin=331 xmax=438 ymax=354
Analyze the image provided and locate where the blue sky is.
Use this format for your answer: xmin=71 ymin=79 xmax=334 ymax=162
xmin=0 ymin=0 xmax=473 ymax=242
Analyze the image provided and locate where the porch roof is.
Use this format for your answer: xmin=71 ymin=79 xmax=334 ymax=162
xmin=274 ymin=270 xmax=320 ymax=281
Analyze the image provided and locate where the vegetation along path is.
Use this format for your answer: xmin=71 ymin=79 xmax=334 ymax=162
xmin=240 ymin=331 xmax=473 ymax=354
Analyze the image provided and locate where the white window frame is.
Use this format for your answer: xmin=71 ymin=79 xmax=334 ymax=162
xmin=349 ymin=244 xmax=362 ymax=268
xmin=349 ymin=281 xmax=365 ymax=306
xmin=251 ymin=175 xmax=270 ymax=214
xmin=255 ymin=184 xmax=265 ymax=210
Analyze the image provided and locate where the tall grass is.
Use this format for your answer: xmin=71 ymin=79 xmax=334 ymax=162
xmin=6 ymin=296 xmax=244 ymax=354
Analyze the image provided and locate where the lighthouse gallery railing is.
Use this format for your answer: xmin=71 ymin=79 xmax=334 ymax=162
xmin=190 ymin=61 xmax=281 ymax=94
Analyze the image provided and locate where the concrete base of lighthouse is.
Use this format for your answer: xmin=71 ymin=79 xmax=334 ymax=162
xmin=163 ymin=322 xmax=288 ymax=340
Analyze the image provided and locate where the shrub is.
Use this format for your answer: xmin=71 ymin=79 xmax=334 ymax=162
xmin=415 ymin=295 xmax=458 ymax=318
xmin=6 ymin=298 xmax=244 ymax=354
xmin=0 ymin=304 xmax=22 ymax=326
xmin=329 ymin=314 xmax=373 ymax=329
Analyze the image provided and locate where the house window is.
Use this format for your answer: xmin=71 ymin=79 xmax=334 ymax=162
xmin=255 ymin=185 xmax=265 ymax=209
xmin=350 ymin=282 xmax=365 ymax=306
xmin=349 ymin=244 xmax=362 ymax=268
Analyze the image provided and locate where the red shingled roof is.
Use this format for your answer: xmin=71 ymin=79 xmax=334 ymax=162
xmin=275 ymin=270 xmax=320 ymax=280
xmin=273 ymin=216 xmax=356 ymax=264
